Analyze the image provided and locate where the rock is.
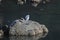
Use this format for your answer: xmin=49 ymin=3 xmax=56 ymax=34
xmin=17 ymin=0 xmax=26 ymax=5
xmin=2 ymin=25 xmax=9 ymax=36
xmin=17 ymin=1 xmax=24 ymax=5
xmin=9 ymin=19 xmax=48 ymax=37
xmin=0 ymin=30 xmax=4 ymax=37
xmin=17 ymin=0 xmax=50 ymax=7
xmin=31 ymin=0 xmax=42 ymax=7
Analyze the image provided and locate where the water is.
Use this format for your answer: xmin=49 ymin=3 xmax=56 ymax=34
xmin=0 ymin=32 xmax=59 ymax=40
xmin=0 ymin=0 xmax=60 ymax=40
xmin=0 ymin=34 xmax=45 ymax=40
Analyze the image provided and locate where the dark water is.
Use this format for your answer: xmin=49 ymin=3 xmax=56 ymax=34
xmin=0 ymin=0 xmax=60 ymax=40
xmin=0 ymin=34 xmax=46 ymax=40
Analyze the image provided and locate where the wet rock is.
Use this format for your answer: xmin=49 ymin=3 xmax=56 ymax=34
xmin=0 ymin=29 xmax=4 ymax=37
xmin=2 ymin=25 xmax=9 ymax=36
xmin=17 ymin=0 xmax=26 ymax=5
xmin=30 ymin=0 xmax=42 ymax=7
xmin=9 ymin=19 xmax=48 ymax=37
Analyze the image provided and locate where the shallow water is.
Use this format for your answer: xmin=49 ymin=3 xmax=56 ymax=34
xmin=0 ymin=31 xmax=60 ymax=40
xmin=0 ymin=34 xmax=45 ymax=40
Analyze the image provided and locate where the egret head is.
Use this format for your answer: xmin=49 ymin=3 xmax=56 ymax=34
xmin=25 ymin=15 xmax=30 ymax=21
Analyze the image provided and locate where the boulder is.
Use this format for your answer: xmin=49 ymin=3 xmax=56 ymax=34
xmin=9 ymin=19 xmax=48 ymax=37
xmin=0 ymin=30 xmax=4 ymax=37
